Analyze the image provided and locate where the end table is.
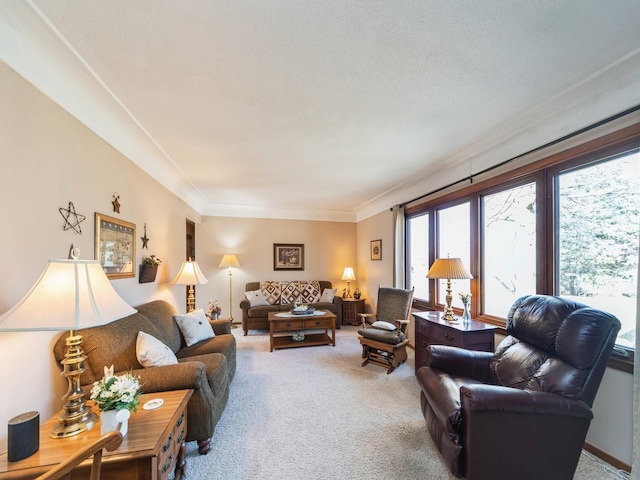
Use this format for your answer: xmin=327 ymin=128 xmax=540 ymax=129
xmin=342 ymin=298 xmax=365 ymax=325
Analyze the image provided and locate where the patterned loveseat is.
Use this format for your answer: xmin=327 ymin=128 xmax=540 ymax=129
xmin=239 ymin=280 xmax=343 ymax=335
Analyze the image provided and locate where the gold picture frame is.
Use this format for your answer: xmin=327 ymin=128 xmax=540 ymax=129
xmin=273 ymin=243 xmax=305 ymax=270
xmin=370 ymin=239 xmax=382 ymax=261
xmin=95 ymin=213 xmax=136 ymax=279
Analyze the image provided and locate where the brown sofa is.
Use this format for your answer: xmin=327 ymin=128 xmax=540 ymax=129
xmin=52 ymin=300 xmax=235 ymax=455
xmin=240 ymin=280 xmax=343 ymax=335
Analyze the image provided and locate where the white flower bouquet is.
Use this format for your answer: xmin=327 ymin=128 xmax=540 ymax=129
xmin=90 ymin=365 xmax=141 ymax=412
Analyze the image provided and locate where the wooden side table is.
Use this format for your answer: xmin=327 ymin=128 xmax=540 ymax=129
xmin=341 ymin=298 xmax=365 ymax=325
xmin=0 ymin=389 xmax=193 ymax=480
xmin=413 ymin=311 xmax=497 ymax=373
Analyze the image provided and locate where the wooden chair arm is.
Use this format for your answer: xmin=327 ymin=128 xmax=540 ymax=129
xmin=35 ymin=430 xmax=123 ymax=480
xmin=396 ymin=319 xmax=410 ymax=334
xmin=359 ymin=313 xmax=376 ymax=327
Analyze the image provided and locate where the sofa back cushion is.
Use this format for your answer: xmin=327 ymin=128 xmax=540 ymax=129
xmin=135 ymin=300 xmax=182 ymax=352
xmin=53 ymin=312 xmax=164 ymax=385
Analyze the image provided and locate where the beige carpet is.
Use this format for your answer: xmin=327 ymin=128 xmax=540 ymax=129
xmin=179 ymin=326 xmax=629 ymax=480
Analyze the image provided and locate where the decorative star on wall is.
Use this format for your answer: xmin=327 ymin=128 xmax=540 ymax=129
xmin=141 ymin=223 xmax=150 ymax=249
xmin=59 ymin=201 xmax=86 ymax=234
xmin=112 ymin=193 xmax=121 ymax=213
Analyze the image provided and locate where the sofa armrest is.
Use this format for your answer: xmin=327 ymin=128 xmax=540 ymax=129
xmin=209 ymin=319 xmax=231 ymax=335
xmin=426 ymin=345 xmax=493 ymax=382
xmin=131 ymin=362 xmax=210 ymax=393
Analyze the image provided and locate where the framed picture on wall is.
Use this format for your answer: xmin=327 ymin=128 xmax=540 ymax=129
xmin=95 ymin=213 xmax=136 ymax=279
xmin=370 ymin=239 xmax=382 ymax=261
xmin=274 ymin=243 xmax=305 ymax=270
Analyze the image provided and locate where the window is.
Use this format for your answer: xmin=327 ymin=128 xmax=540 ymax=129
xmin=404 ymin=123 xmax=639 ymax=366
xmin=481 ymin=183 xmax=537 ymax=317
xmin=557 ymin=151 xmax=639 ymax=349
xmin=437 ymin=202 xmax=471 ymax=309
xmin=407 ymin=213 xmax=430 ymax=300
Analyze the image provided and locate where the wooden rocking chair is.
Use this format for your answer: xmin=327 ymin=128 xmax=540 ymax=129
xmin=358 ymin=287 xmax=414 ymax=374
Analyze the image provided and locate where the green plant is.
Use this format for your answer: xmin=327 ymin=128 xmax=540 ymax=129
xmin=143 ymin=255 xmax=162 ymax=267
xmin=90 ymin=366 xmax=141 ymax=412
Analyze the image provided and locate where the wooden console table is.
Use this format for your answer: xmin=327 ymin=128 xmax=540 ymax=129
xmin=268 ymin=310 xmax=336 ymax=351
xmin=0 ymin=389 xmax=193 ymax=480
xmin=414 ymin=311 xmax=497 ymax=373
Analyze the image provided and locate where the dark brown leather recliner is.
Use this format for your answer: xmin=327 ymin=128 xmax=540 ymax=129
xmin=416 ymin=295 xmax=621 ymax=480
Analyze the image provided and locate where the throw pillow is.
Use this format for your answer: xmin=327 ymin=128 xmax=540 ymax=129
xmin=372 ymin=320 xmax=397 ymax=331
xmin=136 ymin=331 xmax=178 ymax=368
xmin=245 ymin=289 xmax=269 ymax=307
xmin=173 ymin=309 xmax=215 ymax=347
xmin=319 ymin=288 xmax=337 ymax=302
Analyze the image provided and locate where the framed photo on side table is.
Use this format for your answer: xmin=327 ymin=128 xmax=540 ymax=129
xmin=274 ymin=243 xmax=304 ymax=270
xmin=370 ymin=239 xmax=382 ymax=261
xmin=95 ymin=213 xmax=136 ymax=279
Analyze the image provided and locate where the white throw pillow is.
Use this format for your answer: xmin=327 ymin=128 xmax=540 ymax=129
xmin=319 ymin=288 xmax=337 ymax=303
xmin=136 ymin=331 xmax=178 ymax=368
xmin=245 ymin=289 xmax=269 ymax=307
xmin=173 ymin=309 xmax=215 ymax=346
xmin=372 ymin=320 xmax=397 ymax=331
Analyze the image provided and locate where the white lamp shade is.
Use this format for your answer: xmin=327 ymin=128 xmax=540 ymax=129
xmin=0 ymin=259 xmax=136 ymax=331
xmin=426 ymin=258 xmax=473 ymax=280
xmin=218 ymin=254 xmax=240 ymax=268
xmin=172 ymin=260 xmax=209 ymax=285
xmin=341 ymin=267 xmax=356 ymax=281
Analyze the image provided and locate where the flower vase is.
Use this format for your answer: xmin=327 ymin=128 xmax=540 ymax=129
xmin=462 ymin=303 xmax=471 ymax=322
xmin=100 ymin=409 xmax=130 ymax=437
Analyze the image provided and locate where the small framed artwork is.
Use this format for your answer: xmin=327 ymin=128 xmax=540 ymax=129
xmin=95 ymin=213 xmax=136 ymax=279
xmin=370 ymin=239 xmax=382 ymax=261
xmin=274 ymin=243 xmax=305 ymax=270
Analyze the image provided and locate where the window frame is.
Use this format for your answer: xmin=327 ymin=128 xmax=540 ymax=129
xmin=404 ymin=123 xmax=640 ymax=372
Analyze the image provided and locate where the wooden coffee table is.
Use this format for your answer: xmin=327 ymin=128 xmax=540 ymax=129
xmin=0 ymin=389 xmax=193 ymax=480
xmin=268 ymin=310 xmax=336 ymax=351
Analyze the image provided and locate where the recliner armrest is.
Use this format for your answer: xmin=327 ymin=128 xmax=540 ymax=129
xmin=426 ymin=345 xmax=493 ymax=382
xmin=461 ymin=384 xmax=593 ymax=419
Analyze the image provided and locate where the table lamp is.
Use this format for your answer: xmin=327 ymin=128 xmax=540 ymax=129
xmin=218 ymin=254 xmax=240 ymax=323
xmin=426 ymin=257 xmax=473 ymax=323
xmin=172 ymin=258 xmax=208 ymax=312
xmin=0 ymin=250 xmax=137 ymax=438
xmin=341 ymin=267 xmax=356 ymax=299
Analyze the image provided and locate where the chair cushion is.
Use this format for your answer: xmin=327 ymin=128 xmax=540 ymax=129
xmin=358 ymin=327 xmax=405 ymax=345
xmin=372 ymin=320 xmax=396 ymax=331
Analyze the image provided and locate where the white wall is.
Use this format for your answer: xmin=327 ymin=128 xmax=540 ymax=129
xmin=0 ymin=62 xmax=199 ymax=453
xmin=195 ymin=216 xmax=357 ymax=322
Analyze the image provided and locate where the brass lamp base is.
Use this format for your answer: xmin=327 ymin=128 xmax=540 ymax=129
xmin=443 ymin=278 xmax=458 ymax=323
xmin=52 ymin=331 xmax=97 ymax=438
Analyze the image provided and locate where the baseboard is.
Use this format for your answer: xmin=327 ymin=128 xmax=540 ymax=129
xmin=583 ymin=442 xmax=631 ymax=473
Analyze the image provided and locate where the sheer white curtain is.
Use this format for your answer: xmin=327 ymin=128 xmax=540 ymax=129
xmin=392 ymin=204 xmax=405 ymax=288
xmin=633 ymin=228 xmax=640 ymax=477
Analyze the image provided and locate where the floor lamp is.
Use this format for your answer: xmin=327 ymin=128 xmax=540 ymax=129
xmin=219 ymin=254 xmax=240 ymax=323
xmin=0 ymin=251 xmax=136 ymax=438
xmin=172 ymin=258 xmax=208 ymax=312
xmin=426 ymin=257 xmax=473 ymax=323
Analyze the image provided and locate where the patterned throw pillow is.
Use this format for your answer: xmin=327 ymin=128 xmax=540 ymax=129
xmin=299 ymin=280 xmax=321 ymax=303
xmin=260 ymin=281 xmax=281 ymax=305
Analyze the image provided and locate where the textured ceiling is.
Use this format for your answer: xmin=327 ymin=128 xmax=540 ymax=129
xmin=4 ymin=1 xmax=640 ymax=220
